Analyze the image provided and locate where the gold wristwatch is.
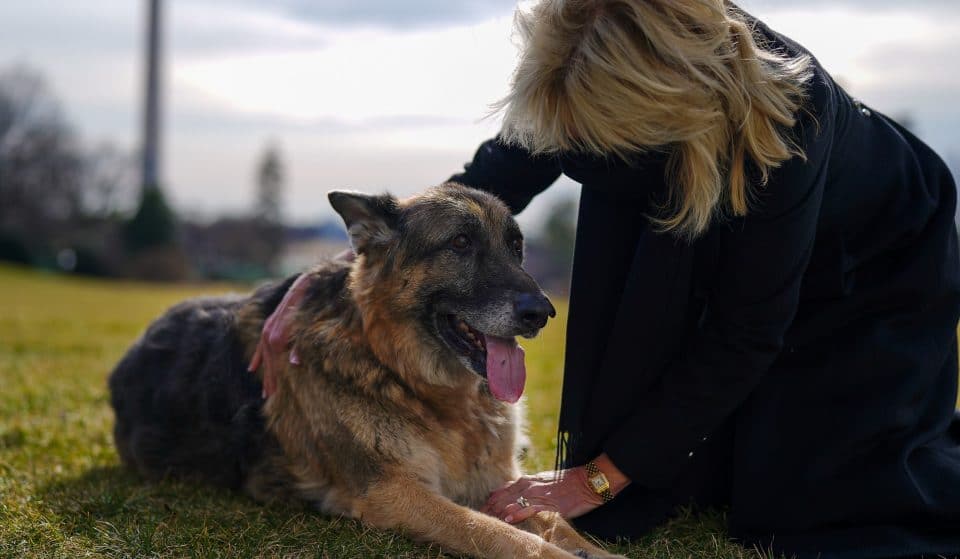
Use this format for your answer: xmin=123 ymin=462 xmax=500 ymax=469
xmin=585 ymin=460 xmax=614 ymax=503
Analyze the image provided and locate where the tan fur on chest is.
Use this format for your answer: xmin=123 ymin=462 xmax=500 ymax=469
xmin=420 ymin=388 xmax=522 ymax=508
xmin=262 ymin=331 xmax=522 ymax=513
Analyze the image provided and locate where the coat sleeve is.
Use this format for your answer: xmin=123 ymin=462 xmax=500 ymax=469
xmin=603 ymin=85 xmax=837 ymax=488
xmin=448 ymin=137 xmax=563 ymax=214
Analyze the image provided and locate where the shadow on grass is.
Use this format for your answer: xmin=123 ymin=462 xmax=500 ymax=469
xmin=36 ymin=465 xmax=449 ymax=558
xmin=31 ymin=467 xmax=767 ymax=559
xmin=36 ymin=466 xmax=759 ymax=559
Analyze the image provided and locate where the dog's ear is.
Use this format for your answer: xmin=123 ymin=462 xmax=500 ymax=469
xmin=328 ymin=190 xmax=400 ymax=254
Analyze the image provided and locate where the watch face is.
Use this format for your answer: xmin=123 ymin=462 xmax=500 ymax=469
xmin=590 ymin=475 xmax=608 ymax=492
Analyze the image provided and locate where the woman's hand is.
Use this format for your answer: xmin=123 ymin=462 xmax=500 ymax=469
xmin=247 ymin=249 xmax=356 ymax=398
xmin=482 ymin=454 xmax=631 ymax=524
xmin=481 ymin=467 xmax=603 ymax=524
xmin=247 ymin=272 xmax=312 ymax=398
xmin=247 ymin=248 xmax=354 ymax=398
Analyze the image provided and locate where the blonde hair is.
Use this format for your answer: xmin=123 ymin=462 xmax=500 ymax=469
xmin=496 ymin=0 xmax=813 ymax=238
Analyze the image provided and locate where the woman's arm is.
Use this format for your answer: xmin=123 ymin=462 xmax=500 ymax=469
xmin=604 ymin=85 xmax=837 ymax=488
xmin=449 ymin=136 xmax=563 ymax=214
xmin=482 ymin=452 xmax=631 ymax=524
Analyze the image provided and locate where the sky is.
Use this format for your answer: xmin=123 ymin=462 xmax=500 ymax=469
xmin=1 ymin=0 xmax=958 ymax=231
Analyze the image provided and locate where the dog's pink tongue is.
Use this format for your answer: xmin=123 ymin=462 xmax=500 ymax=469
xmin=484 ymin=335 xmax=525 ymax=403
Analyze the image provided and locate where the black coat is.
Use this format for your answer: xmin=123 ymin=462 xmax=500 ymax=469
xmin=450 ymin=18 xmax=960 ymax=559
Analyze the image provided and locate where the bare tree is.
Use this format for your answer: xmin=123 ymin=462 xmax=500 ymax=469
xmin=0 ymin=66 xmax=85 ymax=236
xmin=0 ymin=64 xmax=142 ymax=275
xmin=82 ymin=143 xmax=138 ymax=218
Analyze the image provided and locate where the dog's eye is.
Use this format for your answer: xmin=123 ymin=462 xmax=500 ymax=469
xmin=512 ymin=238 xmax=523 ymax=258
xmin=450 ymin=234 xmax=471 ymax=251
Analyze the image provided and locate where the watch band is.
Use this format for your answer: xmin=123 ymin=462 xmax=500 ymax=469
xmin=585 ymin=460 xmax=615 ymax=503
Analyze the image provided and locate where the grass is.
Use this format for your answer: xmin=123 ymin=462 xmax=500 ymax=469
xmin=0 ymin=262 xmax=773 ymax=558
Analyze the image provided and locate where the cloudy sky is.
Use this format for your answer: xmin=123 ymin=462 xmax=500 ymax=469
xmin=1 ymin=0 xmax=958 ymax=229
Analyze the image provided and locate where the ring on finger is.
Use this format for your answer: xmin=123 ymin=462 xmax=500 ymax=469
xmin=516 ymin=495 xmax=530 ymax=508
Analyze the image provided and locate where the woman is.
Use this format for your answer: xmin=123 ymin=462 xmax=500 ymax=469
xmin=252 ymin=1 xmax=960 ymax=557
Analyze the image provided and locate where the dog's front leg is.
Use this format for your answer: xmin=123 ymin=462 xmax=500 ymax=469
xmin=519 ymin=512 xmax=627 ymax=559
xmin=355 ymin=474 xmax=583 ymax=559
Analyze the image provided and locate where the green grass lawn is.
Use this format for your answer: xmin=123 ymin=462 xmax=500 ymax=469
xmin=0 ymin=263 xmax=768 ymax=558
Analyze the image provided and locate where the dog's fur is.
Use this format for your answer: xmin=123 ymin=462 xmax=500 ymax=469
xmin=109 ymin=184 xmax=622 ymax=559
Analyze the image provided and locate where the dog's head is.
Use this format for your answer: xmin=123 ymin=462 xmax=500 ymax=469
xmin=328 ymin=183 xmax=555 ymax=403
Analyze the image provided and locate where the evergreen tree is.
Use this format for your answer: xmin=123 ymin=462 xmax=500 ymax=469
xmin=251 ymin=143 xmax=286 ymax=274
xmin=256 ymin=145 xmax=284 ymax=225
xmin=123 ymin=186 xmax=176 ymax=252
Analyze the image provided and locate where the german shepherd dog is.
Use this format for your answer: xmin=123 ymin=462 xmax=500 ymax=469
xmin=109 ymin=184 xmax=623 ymax=559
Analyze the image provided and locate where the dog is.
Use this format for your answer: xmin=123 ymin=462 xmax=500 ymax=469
xmin=109 ymin=184 xmax=623 ymax=559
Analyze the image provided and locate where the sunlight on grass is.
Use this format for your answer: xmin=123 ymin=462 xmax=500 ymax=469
xmin=2 ymin=262 xmax=926 ymax=558
xmin=518 ymin=297 xmax=567 ymax=473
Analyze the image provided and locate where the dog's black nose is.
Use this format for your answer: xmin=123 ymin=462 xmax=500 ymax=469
xmin=514 ymin=293 xmax=556 ymax=330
